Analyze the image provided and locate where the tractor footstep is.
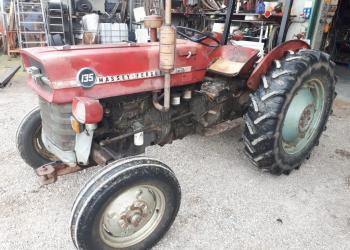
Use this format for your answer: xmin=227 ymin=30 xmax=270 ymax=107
xmin=204 ymin=120 xmax=241 ymax=137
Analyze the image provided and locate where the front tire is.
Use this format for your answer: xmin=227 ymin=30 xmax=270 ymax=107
xmin=243 ymin=49 xmax=336 ymax=175
xmin=16 ymin=107 xmax=55 ymax=169
xmin=70 ymin=156 xmax=181 ymax=250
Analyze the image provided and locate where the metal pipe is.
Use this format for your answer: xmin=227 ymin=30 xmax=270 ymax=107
xmin=155 ymin=0 xmax=175 ymax=112
xmin=163 ymin=73 xmax=170 ymax=109
xmin=153 ymin=91 xmax=168 ymax=112
xmin=149 ymin=28 xmax=157 ymax=42
xmin=277 ymin=0 xmax=294 ymax=45
xmin=221 ymin=0 xmax=235 ymax=45
xmin=165 ymin=0 xmax=171 ymax=25
xmin=128 ymin=0 xmax=136 ymax=41
xmin=152 ymin=75 xmax=170 ymax=111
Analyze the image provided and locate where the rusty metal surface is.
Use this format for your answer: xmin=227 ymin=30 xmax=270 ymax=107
xmin=35 ymin=162 xmax=81 ymax=185
xmin=208 ymin=58 xmax=246 ymax=76
xmin=91 ymin=143 xmax=115 ymax=166
xmin=209 ymin=45 xmax=259 ymax=77
xmin=247 ymin=40 xmax=310 ymax=90
xmin=210 ymin=45 xmax=259 ymax=64
xmin=35 ymin=164 xmax=57 ymax=185
xmin=204 ymin=120 xmax=241 ymax=137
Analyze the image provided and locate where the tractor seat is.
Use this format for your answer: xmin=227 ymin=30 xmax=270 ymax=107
xmin=208 ymin=45 xmax=260 ymax=77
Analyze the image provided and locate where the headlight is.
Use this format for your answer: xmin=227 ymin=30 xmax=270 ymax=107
xmin=72 ymin=97 xmax=103 ymax=124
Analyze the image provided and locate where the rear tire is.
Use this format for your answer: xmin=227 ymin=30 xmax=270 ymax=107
xmin=243 ymin=49 xmax=336 ymax=175
xmin=70 ymin=156 xmax=181 ymax=250
xmin=16 ymin=107 xmax=54 ymax=169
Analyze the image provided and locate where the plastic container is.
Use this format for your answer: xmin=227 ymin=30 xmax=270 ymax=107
xmin=256 ymin=0 xmax=265 ymax=14
xmin=135 ymin=28 xmax=149 ymax=43
xmin=82 ymin=13 xmax=99 ymax=32
xmin=303 ymin=1 xmax=313 ymax=19
xmin=99 ymin=23 xmax=128 ymax=44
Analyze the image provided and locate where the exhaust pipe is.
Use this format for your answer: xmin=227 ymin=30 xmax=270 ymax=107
xmin=152 ymin=74 xmax=170 ymax=112
xmin=154 ymin=0 xmax=176 ymax=112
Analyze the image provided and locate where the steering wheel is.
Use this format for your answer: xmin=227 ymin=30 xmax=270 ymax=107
xmin=176 ymin=26 xmax=220 ymax=48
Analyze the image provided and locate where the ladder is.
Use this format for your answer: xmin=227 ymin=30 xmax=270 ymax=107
xmin=14 ymin=0 xmax=48 ymax=48
xmin=46 ymin=1 xmax=66 ymax=45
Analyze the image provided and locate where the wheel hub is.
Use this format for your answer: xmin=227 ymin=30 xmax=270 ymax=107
xmin=281 ymin=79 xmax=325 ymax=154
xmin=298 ymin=104 xmax=315 ymax=134
xmin=100 ymin=185 xmax=165 ymax=248
xmin=118 ymin=200 xmax=149 ymax=228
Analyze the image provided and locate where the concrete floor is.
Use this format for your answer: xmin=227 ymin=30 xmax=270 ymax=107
xmin=336 ymin=65 xmax=350 ymax=100
xmin=0 ymin=56 xmax=350 ymax=250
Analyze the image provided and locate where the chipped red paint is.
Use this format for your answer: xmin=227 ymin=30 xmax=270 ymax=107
xmin=246 ymin=40 xmax=310 ymax=90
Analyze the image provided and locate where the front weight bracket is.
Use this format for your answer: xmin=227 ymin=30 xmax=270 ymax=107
xmin=35 ymin=162 xmax=81 ymax=185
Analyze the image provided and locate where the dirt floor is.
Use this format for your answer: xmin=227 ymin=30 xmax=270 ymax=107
xmin=0 ymin=56 xmax=350 ymax=250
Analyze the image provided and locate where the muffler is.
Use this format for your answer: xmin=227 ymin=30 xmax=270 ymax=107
xmin=154 ymin=0 xmax=176 ymax=112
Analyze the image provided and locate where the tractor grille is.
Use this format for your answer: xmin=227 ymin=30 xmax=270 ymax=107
xmin=39 ymin=98 xmax=75 ymax=151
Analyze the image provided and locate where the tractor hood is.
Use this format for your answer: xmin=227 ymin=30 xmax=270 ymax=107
xmin=20 ymin=41 xmax=259 ymax=104
xmin=21 ymin=41 xmax=211 ymax=89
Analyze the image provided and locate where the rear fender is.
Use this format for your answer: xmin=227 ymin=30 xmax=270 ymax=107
xmin=246 ymin=40 xmax=310 ymax=90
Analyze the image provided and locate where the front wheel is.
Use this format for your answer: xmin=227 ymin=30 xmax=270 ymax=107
xmin=243 ymin=49 xmax=336 ymax=175
xmin=70 ymin=156 xmax=181 ymax=250
xmin=16 ymin=107 xmax=55 ymax=169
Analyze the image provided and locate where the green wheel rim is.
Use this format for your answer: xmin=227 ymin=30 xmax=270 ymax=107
xmin=281 ymin=79 xmax=325 ymax=154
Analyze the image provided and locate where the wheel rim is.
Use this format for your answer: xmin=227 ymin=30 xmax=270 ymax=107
xmin=99 ymin=185 xmax=166 ymax=248
xmin=281 ymin=79 xmax=325 ymax=154
xmin=33 ymin=125 xmax=56 ymax=161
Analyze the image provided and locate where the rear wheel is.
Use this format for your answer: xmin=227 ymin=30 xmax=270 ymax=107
xmin=243 ymin=49 xmax=336 ymax=175
xmin=16 ymin=107 xmax=56 ymax=169
xmin=71 ymin=156 xmax=181 ymax=250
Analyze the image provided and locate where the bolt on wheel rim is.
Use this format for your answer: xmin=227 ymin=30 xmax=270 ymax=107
xmin=281 ymin=79 xmax=325 ymax=154
xmin=99 ymin=185 xmax=165 ymax=248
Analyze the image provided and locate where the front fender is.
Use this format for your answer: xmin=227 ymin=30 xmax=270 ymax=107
xmin=246 ymin=40 xmax=310 ymax=90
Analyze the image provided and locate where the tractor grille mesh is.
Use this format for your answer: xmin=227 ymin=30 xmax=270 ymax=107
xmin=39 ymin=98 xmax=75 ymax=151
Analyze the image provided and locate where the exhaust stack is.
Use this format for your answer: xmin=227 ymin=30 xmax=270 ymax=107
xmin=154 ymin=0 xmax=176 ymax=112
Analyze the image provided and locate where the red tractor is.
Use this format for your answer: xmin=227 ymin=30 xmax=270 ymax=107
xmin=16 ymin=1 xmax=336 ymax=249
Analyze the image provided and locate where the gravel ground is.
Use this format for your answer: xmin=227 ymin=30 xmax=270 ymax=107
xmin=0 ymin=59 xmax=350 ymax=250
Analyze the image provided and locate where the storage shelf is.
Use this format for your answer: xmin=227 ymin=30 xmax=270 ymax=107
xmin=171 ymin=11 xmax=284 ymax=18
